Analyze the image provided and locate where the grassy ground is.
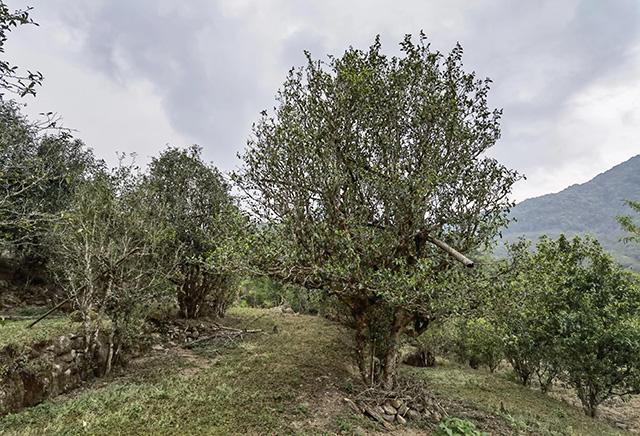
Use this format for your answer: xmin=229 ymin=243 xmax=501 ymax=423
xmin=0 ymin=308 xmax=370 ymax=436
xmin=407 ymin=359 xmax=636 ymax=436
xmin=0 ymin=318 xmax=79 ymax=350
xmin=0 ymin=308 xmax=637 ymax=435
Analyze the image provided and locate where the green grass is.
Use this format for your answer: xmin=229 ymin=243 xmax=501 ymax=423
xmin=0 ymin=309 xmax=636 ymax=435
xmin=407 ymin=359 xmax=632 ymax=436
xmin=0 ymin=308 xmax=365 ymax=436
xmin=0 ymin=318 xmax=79 ymax=350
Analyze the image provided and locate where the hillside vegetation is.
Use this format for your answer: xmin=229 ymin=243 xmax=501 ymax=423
xmin=1 ymin=309 xmax=637 ymax=436
xmin=497 ymin=155 xmax=640 ymax=269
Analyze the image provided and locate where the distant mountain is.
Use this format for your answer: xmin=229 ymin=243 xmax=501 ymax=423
xmin=497 ymin=155 xmax=640 ymax=270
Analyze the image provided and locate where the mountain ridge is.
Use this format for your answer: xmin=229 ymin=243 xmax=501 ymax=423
xmin=497 ymin=154 xmax=640 ymax=269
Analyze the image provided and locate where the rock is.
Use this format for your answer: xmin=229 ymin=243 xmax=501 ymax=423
xmin=398 ymin=404 xmax=408 ymax=416
xmin=55 ymin=336 xmax=72 ymax=356
xmin=382 ymin=414 xmax=395 ymax=422
xmin=151 ymin=344 xmax=164 ymax=351
xmin=396 ymin=414 xmax=407 ymax=425
xmin=382 ymin=403 xmax=397 ymax=415
xmin=59 ymin=350 xmax=76 ymax=363
xmin=390 ymin=398 xmax=403 ymax=409
xmin=70 ymin=336 xmax=85 ymax=349
xmin=423 ymin=409 xmax=432 ymax=420
xmin=413 ymin=402 xmax=424 ymax=412
xmin=374 ymin=405 xmax=386 ymax=416
xmin=407 ymin=409 xmax=422 ymax=420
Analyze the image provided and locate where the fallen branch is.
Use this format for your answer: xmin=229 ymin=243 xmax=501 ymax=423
xmin=28 ymin=297 xmax=71 ymax=328
xmin=183 ymin=327 xmax=262 ymax=349
xmin=0 ymin=314 xmax=66 ymax=321
xmin=218 ymin=326 xmax=263 ymax=334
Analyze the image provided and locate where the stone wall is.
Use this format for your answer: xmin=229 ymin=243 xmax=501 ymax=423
xmin=0 ymin=332 xmax=109 ymax=415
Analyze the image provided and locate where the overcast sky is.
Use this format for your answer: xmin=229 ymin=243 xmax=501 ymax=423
xmin=4 ymin=0 xmax=640 ymax=202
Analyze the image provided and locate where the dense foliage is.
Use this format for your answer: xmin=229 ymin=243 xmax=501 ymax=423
xmin=236 ymin=33 xmax=520 ymax=387
xmin=0 ymin=100 xmax=98 ymax=282
xmin=446 ymin=235 xmax=640 ymax=417
xmin=145 ymin=146 xmax=244 ymax=319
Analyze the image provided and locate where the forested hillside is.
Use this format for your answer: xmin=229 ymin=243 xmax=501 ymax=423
xmin=498 ymin=155 xmax=640 ymax=269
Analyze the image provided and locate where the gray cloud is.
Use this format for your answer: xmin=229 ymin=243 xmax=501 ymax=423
xmin=8 ymin=0 xmax=640 ymax=201
xmin=461 ymin=0 xmax=640 ymax=174
xmin=53 ymin=0 xmax=268 ymax=169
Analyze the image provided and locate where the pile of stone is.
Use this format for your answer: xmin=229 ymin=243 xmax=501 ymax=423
xmin=344 ymin=395 xmax=444 ymax=428
xmin=156 ymin=320 xmax=262 ymax=350
xmin=164 ymin=321 xmax=217 ymax=344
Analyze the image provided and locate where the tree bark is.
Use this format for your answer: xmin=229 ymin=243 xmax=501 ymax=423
xmin=352 ymin=310 xmax=373 ymax=384
xmin=380 ymin=308 xmax=412 ymax=390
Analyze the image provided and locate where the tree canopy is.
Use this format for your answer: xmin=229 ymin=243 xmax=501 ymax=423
xmin=236 ymin=34 xmax=520 ymax=387
xmin=498 ymin=235 xmax=640 ymax=417
xmin=0 ymin=100 xmax=97 ymax=265
xmin=145 ymin=145 xmax=244 ymax=319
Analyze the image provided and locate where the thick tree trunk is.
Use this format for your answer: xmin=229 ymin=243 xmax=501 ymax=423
xmin=353 ymin=310 xmax=374 ymax=384
xmin=380 ymin=308 xmax=412 ymax=390
xmin=351 ymin=303 xmax=414 ymax=389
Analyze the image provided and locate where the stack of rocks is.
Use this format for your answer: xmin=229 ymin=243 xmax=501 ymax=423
xmin=344 ymin=395 xmax=444 ymax=427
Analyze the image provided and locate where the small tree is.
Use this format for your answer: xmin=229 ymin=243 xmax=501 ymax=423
xmin=0 ymin=100 xmax=97 ymax=282
xmin=145 ymin=145 xmax=243 ymax=319
xmin=495 ymin=239 xmax=562 ymax=391
xmin=236 ymin=34 xmax=520 ymax=387
xmin=452 ymin=317 xmax=504 ymax=372
xmin=544 ymin=235 xmax=640 ymax=417
xmin=503 ymin=235 xmax=640 ymax=416
xmin=48 ymin=162 xmax=174 ymax=373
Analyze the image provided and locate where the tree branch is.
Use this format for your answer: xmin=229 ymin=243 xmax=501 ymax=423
xmin=424 ymin=235 xmax=474 ymax=268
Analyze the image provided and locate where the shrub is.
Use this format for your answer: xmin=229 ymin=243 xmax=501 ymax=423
xmin=435 ymin=417 xmax=486 ymax=436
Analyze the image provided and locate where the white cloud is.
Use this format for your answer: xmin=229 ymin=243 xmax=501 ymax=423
xmin=3 ymin=0 xmax=639 ymax=201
